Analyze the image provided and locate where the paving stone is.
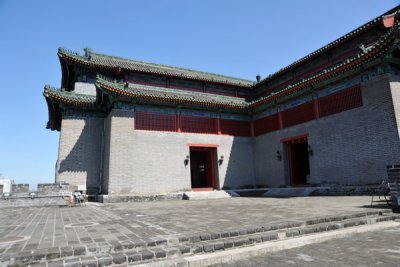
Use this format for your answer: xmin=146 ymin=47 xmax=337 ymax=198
xmin=155 ymin=239 xmax=167 ymax=246
xmin=224 ymin=240 xmax=234 ymax=249
xmin=73 ymin=245 xmax=86 ymax=256
xmin=64 ymin=257 xmax=82 ymax=267
xmin=46 ymin=247 xmax=61 ymax=260
xmin=210 ymin=233 xmax=220 ymax=240
xmin=260 ymin=232 xmax=278 ymax=241
xmin=229 ymin=231 xmax=239 ymax=237
xmin=176 ymin=259 xmax=189 ymax=267
xmin=96 ymin=255 xmax=113 ymax=267
xmin=178 ymin=236 xmax=189 ymax=242
xmin=31 ymin=249 xmax=47 ymax=261
xmin=80 ymin=256 xmax=97 ymax=267
xmin=213 ymin=242 xmax=224 ymax=251
xmin=48 ymin=259 xmax=65 ymax=267
xmin=110 ymin=253 xmax=126 ymax=264
xmin=140 ymin=250 xmax=154 ymax=260
xmin=178 ymin=245 xmax=190 ymax=254
xmin=285 ymin=229 xmax=300 ymax=237
xmin=189 ymin=236 xmax=200 ymax=243
xmin=203 ymin=243 xmax=214 ymax=252
xmin=220 ymin=232 xmax=230 ymax=238
xmin=110 ymin=241 xmax=122 ymax=251
xmin=200 ymin=234 xmax=211 ymax=241
xmin=153 ymin=248 xmax=166 ymax=258
xmin=192 ymin=245 xmax=203 ymax=254
xmin=15 ymin=251 xmax=33 ymax=264
xmin=29 ymin=262 xmax=47 ymax=267
xmin=121 ymin=240 xmax=134 ymax=250
xmin=133 ymin=241 xmax=146 ymax=248
xmin=249 ymin=235 xmax=262 ymax=243
xmin=147 ymin=240 xmax=156 ymax=247
xmin=126 ymin=251 xmax=141 ymax=263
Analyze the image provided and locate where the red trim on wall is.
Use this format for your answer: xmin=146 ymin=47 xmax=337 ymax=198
xmin=133 ymin=85 xmax=362 ymax=137
xmin=318 ymin=85 xmax=362 ymax=117
xmin=187 ymin=143 xmax=219 ymax=147
xmin=281 ymin=102 xmax=315 ymax=128
xmin=280 ymin=134 xmax=309 ymax=143
xmin=220 ymin=119 xmax=252 ymax=136
xmin=278 ymin=112 xmax=283 ymax=129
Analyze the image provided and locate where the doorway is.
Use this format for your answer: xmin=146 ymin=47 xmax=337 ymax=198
xmin=190 ymin=147 xmax=216 ymax=190
xmin=282 ymin=135 xmax=311 ymax=186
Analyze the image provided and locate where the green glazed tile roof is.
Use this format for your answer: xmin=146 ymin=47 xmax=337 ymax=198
xmin=96 ymin=76 xmax=249 ymax=109
xmin=58 ymin=48 xmax=254 ymax=88
xmin=43 ymin=85 xmax=96 ymax=106
xmin=46 ymin=21 xmax=399 ymax=112
xmin=252 ymin=21 xmax=400 ymax=108
xmin=255 ymin=5 xmax=400 ymax=88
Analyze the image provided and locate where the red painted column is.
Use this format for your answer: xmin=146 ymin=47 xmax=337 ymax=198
xmin=313 ymin=99 xmax=320 ymax=119
xmin=278 ymin=112 xmax=284 ymax=129
xmin=176 ymin=112 xmax=181 ymax=132
xmin=217 ymin=116 xmax=221 ymax=135
xmin=250 ymin=121 xmax=255 ymax=137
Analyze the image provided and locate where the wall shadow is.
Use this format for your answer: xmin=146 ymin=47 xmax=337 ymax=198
xmin=58 ymin=118 xmax=103 ymax=194
xmin=221 ymin=136 xmax=256 ymax=190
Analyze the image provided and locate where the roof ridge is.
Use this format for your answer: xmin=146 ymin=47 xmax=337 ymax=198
xmin=43 ymin=85 xmax=97 ymax=101
xmin=95 ymin=76 xmax=248 ymax=103
xmin=90 ymin=50 xmax=254 ymax=84
xmin=58 ymin=47 xmax=254 ymax=87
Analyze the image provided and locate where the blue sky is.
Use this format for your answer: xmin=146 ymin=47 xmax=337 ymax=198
xmin=0 ymin=0 xmax=398 ymax=188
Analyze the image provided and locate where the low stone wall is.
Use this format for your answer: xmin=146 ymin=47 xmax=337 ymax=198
xmin=37 ymin=183 xmax=61 ymax=194
xmin=11 ymin=184 xmax=29 ymax=193
xmin=37 ymin=183 xmax=75 ymax=195
xmin=99 ymin=193 xmax=184 ymax=203
xmin=0 ymin=195 xmax=69 ymax=208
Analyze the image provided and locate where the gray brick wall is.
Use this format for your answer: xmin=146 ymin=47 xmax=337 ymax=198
xmin=56 ymin=74 xmax=400 ymax=195
xmin=74 ymin=82 xmax=96 ymax=96
xmin=102 ymin=109 xmax=255 ymax=195
xmin=390 ymin=77 xmax=400 ymax=137
xmin=254 ymin=74 xmax=400 ymax=187
xmin=56 ymin=116 xmax=103 ymax=194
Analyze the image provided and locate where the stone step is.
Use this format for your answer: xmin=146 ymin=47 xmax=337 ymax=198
xmin=262 ymin=187 xmax=318 ymax=197
xmin=3 ymin=211 xmax=398 ymax=266
xmin=182 ymin=190 xmax=238 ymax=200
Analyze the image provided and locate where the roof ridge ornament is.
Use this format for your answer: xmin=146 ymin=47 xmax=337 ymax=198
xmin=84 ymin=48 xmax=92 ymax=59
xmin=382 ymin=10 xmax=399 ymax=28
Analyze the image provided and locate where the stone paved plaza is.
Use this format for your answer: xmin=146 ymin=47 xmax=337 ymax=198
xmin=0 ymin=197 xmax=389 ymax=258
xmin=221 ymin=226 xmax=400 ymax=267
xmin=0 ymin=196 xmax=399 ymax=266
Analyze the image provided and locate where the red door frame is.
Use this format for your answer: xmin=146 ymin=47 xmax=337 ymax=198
xmin=188 ymin=144 xmax=217 ymax=191
xmin=281 ymin=134 xmax=309 ymax=186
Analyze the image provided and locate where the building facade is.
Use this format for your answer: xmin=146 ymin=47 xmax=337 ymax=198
xmin=44 ymin=7 xmax=400 ymax=196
